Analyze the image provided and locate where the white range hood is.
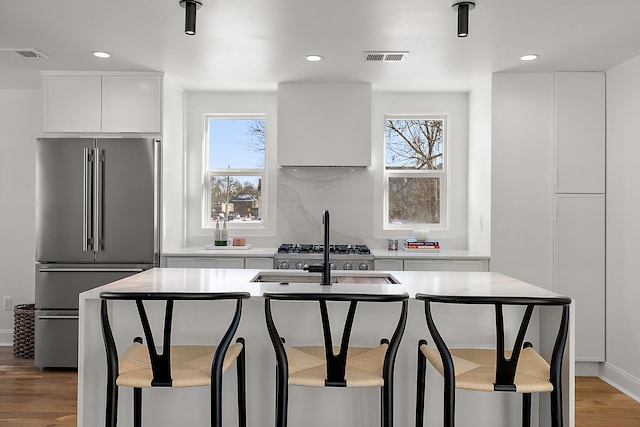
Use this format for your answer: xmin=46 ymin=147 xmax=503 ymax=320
xmin=277 ymin=82 xmax=372 ymax=167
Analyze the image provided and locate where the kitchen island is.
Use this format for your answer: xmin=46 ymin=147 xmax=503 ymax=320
xmin=78 ymin=268 xmax=574 ymax=427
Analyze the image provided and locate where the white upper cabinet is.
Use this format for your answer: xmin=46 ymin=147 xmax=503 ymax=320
xmin=101 ymin=75 xmax=162 ymax=133
xmin=277 ymin=82 xmax=372 ymax=167
xmin=554 ymin=73 xmax=605 ymax=193
xmin=44 ymin=75 xmax=102 ymax=133
xmin=43 ymin=73 xmax=162 ymax=134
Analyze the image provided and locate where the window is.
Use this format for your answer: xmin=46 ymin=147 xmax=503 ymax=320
xmin=204 ymin=116 xmax=266 ymax=228
xmin=384 ymin=116 xmax=447 ymax=228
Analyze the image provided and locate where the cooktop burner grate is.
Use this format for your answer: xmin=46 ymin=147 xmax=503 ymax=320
xmin=277 ymin=243 xmax=371 ymax=255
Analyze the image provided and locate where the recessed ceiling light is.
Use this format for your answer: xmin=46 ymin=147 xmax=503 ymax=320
xmin=520 ymin=54 xmax=539 ymax=61
xmin=305 ymin=55 xmax=323 ymax=62
xmin=92 ymin=51 xmax=111 ymax=58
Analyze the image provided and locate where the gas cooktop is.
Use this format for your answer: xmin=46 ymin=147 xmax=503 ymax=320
xmin=276 ymin=243 xmax=371 ymax=255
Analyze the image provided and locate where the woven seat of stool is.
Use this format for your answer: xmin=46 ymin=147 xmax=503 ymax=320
xmin=117 ymin=342 xmax=244 ymax=388
xmin=421 ymin=345 xmax=553 ymax=393
xmin=287 ymin=344 xmax=387 ymax=387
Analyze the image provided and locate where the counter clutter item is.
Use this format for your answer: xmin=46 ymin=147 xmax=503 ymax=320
xmin=402 ymin=239 xmax=440 ymax=253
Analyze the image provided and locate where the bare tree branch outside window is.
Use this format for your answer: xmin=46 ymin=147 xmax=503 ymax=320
xmin=385 ymin=118 xmax=444 ymax=225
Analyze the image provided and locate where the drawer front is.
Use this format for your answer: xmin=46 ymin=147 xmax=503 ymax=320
xmin=36 ymin=265 xmax=147 ymax=309
xmin=35 ymin=310 xmax=79 ymax=368
xmin=245 ymin=257 xmax=274 ymax=269
xmin=165 ymin=257 xmax=245 ymax=269
xmin=403 ymin=259 xmax=487 ymax=272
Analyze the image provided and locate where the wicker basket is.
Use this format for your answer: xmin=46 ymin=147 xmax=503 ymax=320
xmin=13 ymin=303 xmax=35 ymax=359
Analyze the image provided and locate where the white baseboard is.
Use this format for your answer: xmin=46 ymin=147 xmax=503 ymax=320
xmin=0 ymin=329 xmax=13 ymax=346
xmin=575 ymin=361 xmax=601 ymax=376
xmin=600 ymin=362 xmax=640 ymax=403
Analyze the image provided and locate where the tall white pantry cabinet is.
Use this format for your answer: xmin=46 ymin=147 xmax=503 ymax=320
xmin=553 ymin=73 xmax=606 ymax=363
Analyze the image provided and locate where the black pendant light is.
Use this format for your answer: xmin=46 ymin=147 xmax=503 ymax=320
xmin=180 ymin=0 xmax=203 ymax=35
xmin=452 ymin=1 xmax=476 ymax=38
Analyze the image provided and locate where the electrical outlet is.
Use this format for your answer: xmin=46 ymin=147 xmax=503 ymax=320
xmin=3 ymin=296 xmax=12 ymax=311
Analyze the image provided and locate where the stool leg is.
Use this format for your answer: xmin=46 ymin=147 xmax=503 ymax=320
xmin=236 ymin=338 xmax=247 ymax=427
xmin=551 ymin=387 xmax=563 ymax=427
xmin=133 ymin=387 xmax=142 ymax=427
xmin=416 ymin=340 xmax=427 ymax=427
xmin=522 ymin=393 xmax=531 ymax=427
xmin=380 ymin=382 xmax=393 ymax=427
xmin=443 ymin=373 xmax=455 ymax=427
xmin=212 ymin=364 xmax=223 ymax=427
xmin=275 ymin=364 xmax=288 ymax=427
xmin=105 ymin=378 xmax=117 ymax=427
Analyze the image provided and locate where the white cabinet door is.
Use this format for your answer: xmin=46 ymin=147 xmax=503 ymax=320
xmin=44 ymin=75 xmax=102 ymax=133
xmin=403 ymin=259 xmax=487 ymax=272
xmin=554 ymin=73 xmax=605 ymax=193
xmin=245 ymin=258 xmax=274 ymax=269
xmin=554 ymin=194 xmax=605 ymax=361
xmin=164 ymin=257 xmax=245 ymax=269
xmin=102 ymin=75 xmax=162 ymax=133
xmin=374 ymin=259 xmax=404 ymax=271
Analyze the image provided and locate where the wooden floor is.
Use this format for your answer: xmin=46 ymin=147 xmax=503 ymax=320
xmin=0 ymin=347 xmax=77 ymax=427
xmin=1 ymin=347 xmax=639 ymax=426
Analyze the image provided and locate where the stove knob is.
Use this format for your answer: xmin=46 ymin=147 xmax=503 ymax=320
xmin=295 ymin=262 xmax=304 ymax=270
xmin=358 ymin=262 xmax=370 ymax=271
xmin=343 ymin=262 xmax=353 ymax=270
xmin=278 ymin=261 xmax=289 ymax=269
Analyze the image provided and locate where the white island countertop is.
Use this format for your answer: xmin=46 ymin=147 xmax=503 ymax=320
xmin=82 ymin=268 xmax=552 ymax=299
xmin=78 ymin=268 xmax=573 ymax=427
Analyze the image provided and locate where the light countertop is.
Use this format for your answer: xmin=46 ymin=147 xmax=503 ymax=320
xmin=162 ymin=246 xmax=490 ymax=260
xmin=81 ymin=268 xmax=560 ymax=300
xmin=161 ymin=246 xmax=278 ymax=257
xmin=371 ymin=248 xmax=490 ymax=259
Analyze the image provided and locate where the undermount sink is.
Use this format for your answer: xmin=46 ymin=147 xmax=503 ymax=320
xmin=251 ymin=271 xmax=399 ymax=284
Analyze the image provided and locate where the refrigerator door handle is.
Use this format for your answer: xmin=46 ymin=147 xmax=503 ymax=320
xmin=93 ymin=147 xmax=103 ymax=252
xmin=38 ymin=268 xmax=145 ymax=273
xmin=82 ymin=147 xmax=92 ymax=252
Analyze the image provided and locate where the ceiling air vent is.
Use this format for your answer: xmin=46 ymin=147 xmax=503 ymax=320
xmin=0 ymin=48 xmax=49 ymax=58
xmin=363 ymin=51 xmax=408 ymax=62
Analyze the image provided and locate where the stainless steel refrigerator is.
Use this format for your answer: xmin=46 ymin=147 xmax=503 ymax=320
xmin=35 ymin=137 xmax=160 ymax=368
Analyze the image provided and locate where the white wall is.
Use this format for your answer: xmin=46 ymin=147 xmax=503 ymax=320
xmin=183 ymin=91 xmax=279 ymax=247
xmin=161 ymin=78 xmax=185 ymax=250
xmin=182 ymin=91 xmax=472 ymax=250
xmin=490 ymin=73 xmax=555 ymax=290
xmin=602 ymin=54 xmax=640 ymax=400
xmin=468 ymin=75 xmax=492 ymax=254
xmin=0 ymin=89 xmax=41 ymax=344
xmin=372 ymin=92 xmax=470 ymax=249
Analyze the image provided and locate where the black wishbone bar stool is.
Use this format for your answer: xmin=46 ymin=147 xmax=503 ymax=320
xmin=100 ymin=291 xmax=250 ymax=427
xmin=264 ymin=291 xmax=409 ymax=427
xmin=415 ymin=294 xmax=571 ymax=427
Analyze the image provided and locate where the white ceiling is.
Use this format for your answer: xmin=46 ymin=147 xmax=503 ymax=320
xmin=1 ymin=0 xmax=640 ymax=92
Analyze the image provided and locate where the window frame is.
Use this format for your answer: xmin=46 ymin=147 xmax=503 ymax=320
xmin=202 ymin=114 xmax=268 ymax=230
xmin=383 ymin=114 xmax=449 ymax=231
